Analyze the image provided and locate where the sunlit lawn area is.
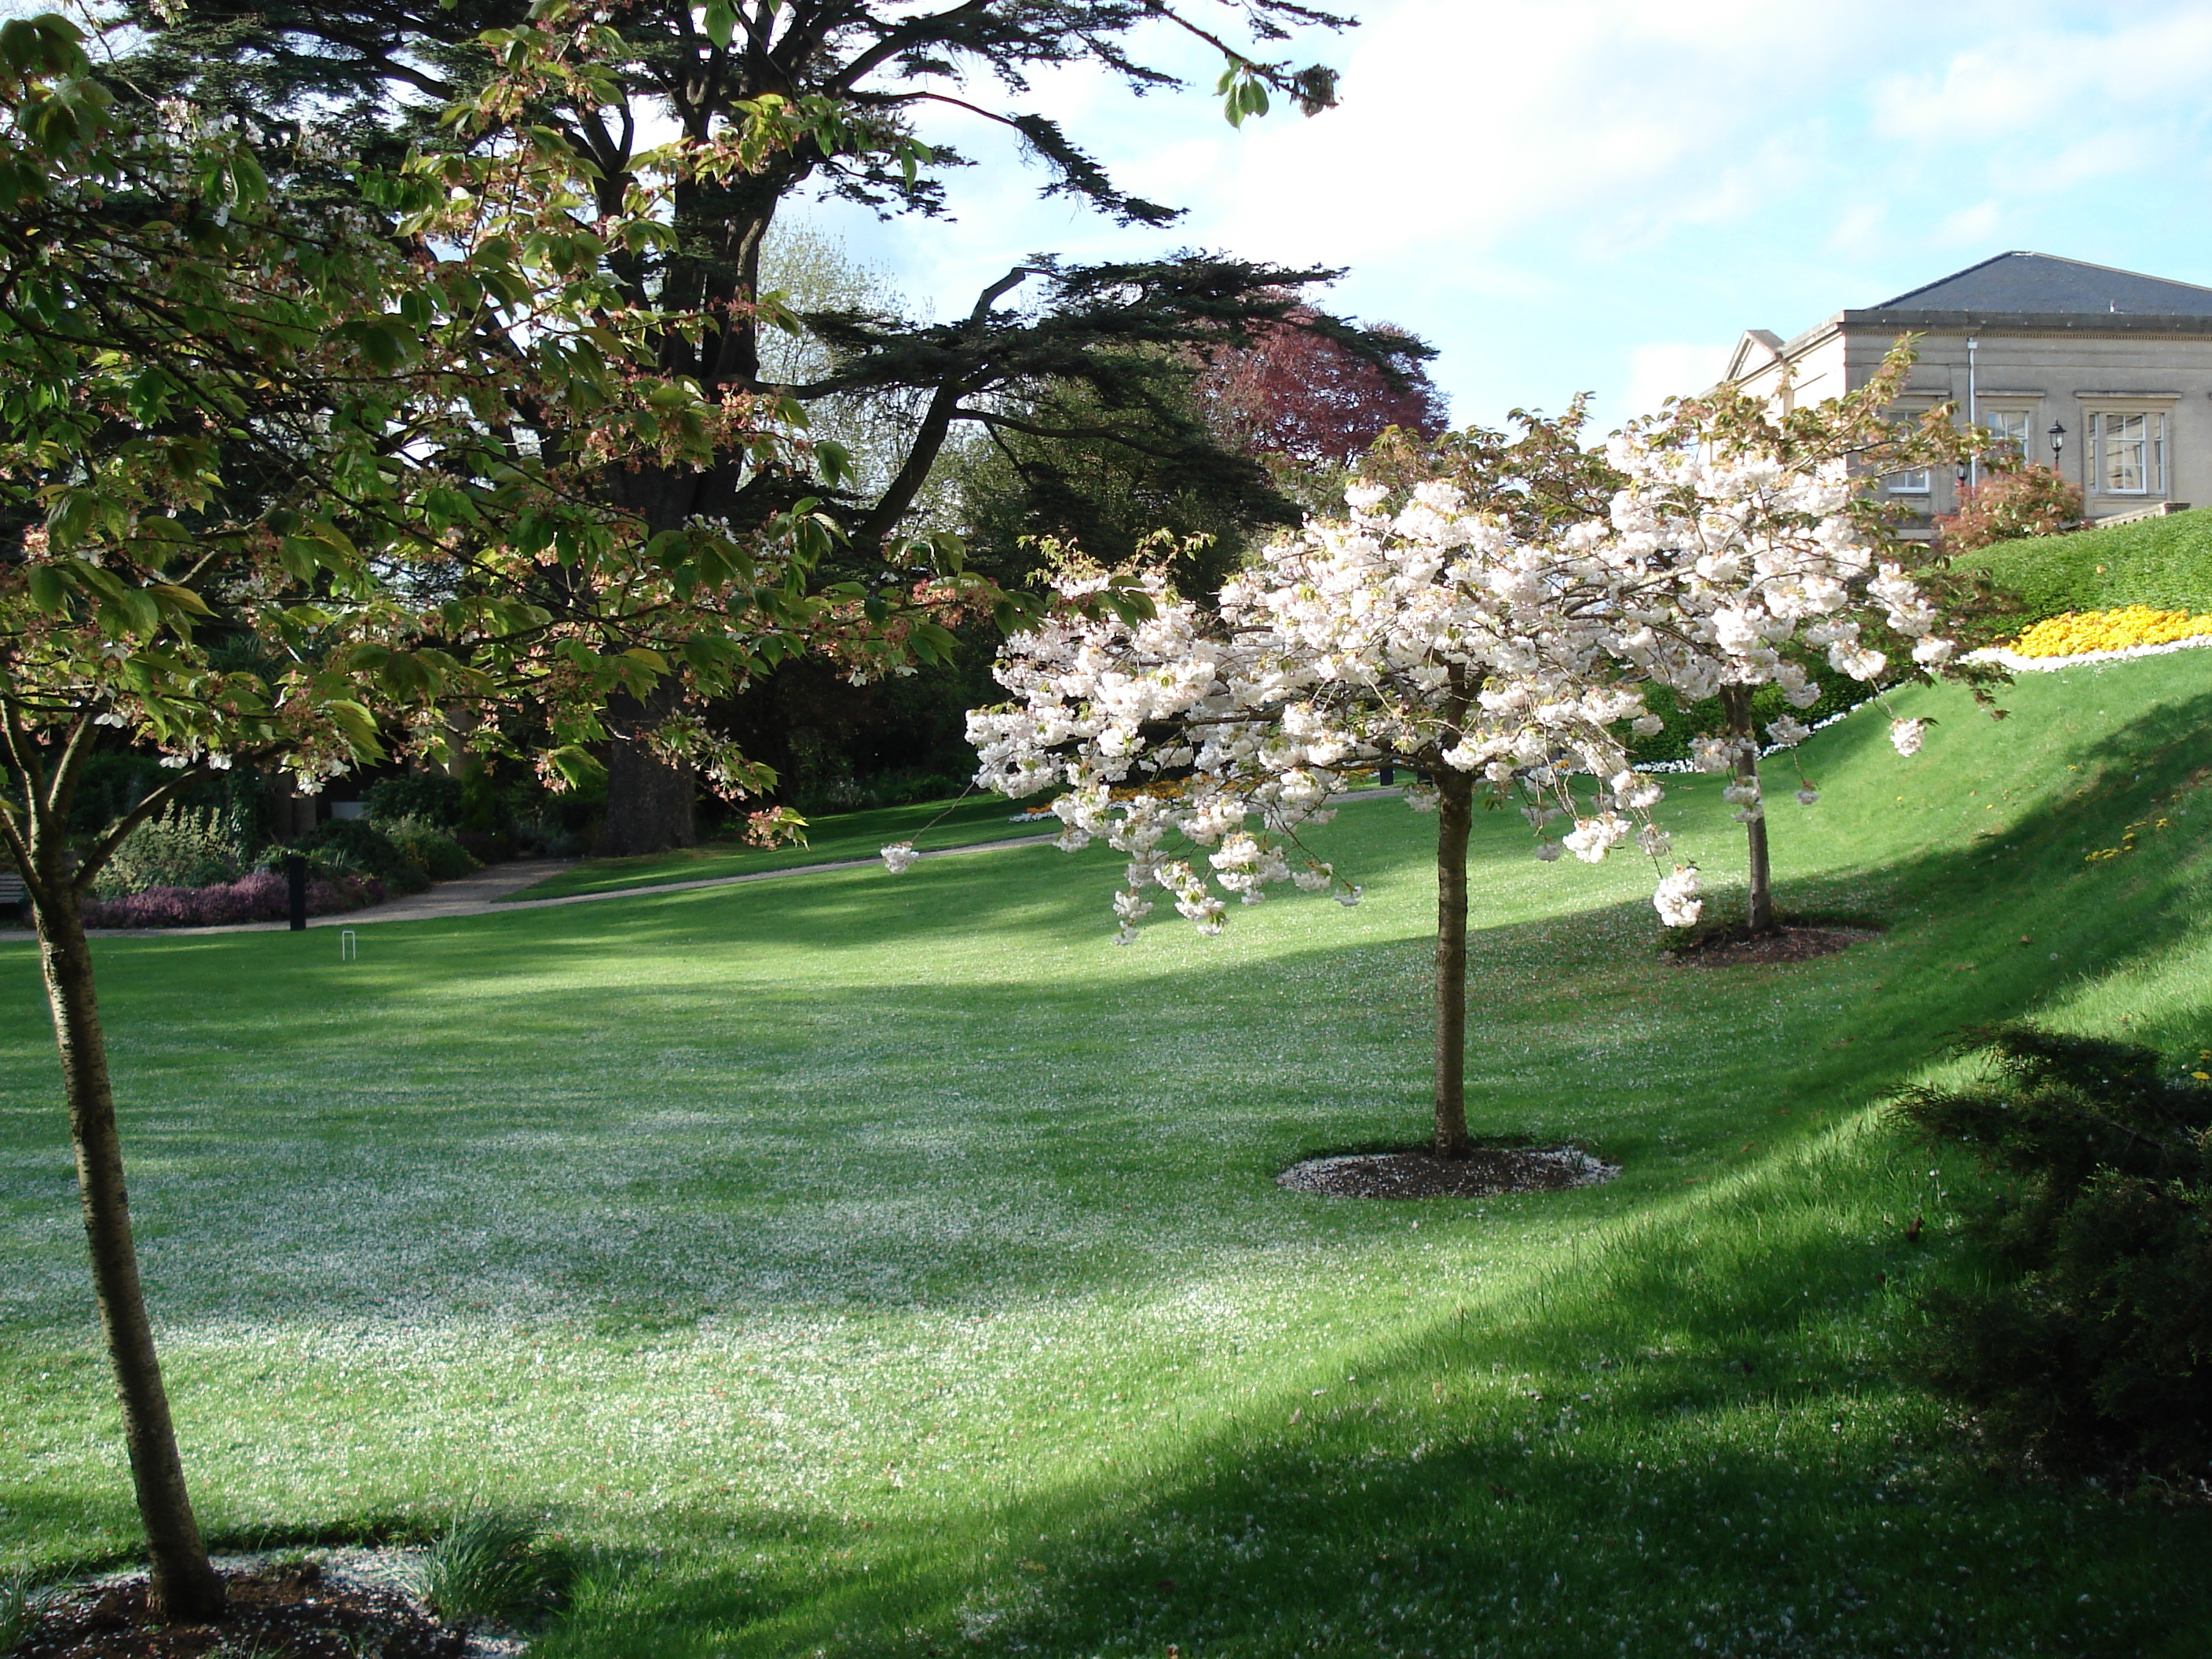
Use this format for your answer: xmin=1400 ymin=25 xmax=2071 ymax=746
xmin=501 ymin=794 xmax=1048 ymax=902
xmin=7 ymin=657 xmax=2212 ymax=1655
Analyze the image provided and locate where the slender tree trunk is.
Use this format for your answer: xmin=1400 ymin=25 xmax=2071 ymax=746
xmin=36 ymin=886 xmax=225 ymax=1622
xmin=1719 ymin=685 xmax=1775 ymax=935
xmin=1432 ymin=771 xmax=1475 ymax=1159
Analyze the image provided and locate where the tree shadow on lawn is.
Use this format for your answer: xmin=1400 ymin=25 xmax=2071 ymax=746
xmin=13 ymin=702 xmax=2212 ymax=1625
xmin=571 ymin=1129 xmax=2212 ymax=1658
xmin=8 ymin=695 xmax=2212 ymax=1338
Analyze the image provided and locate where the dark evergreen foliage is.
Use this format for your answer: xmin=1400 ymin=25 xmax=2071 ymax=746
xmin=1889 ymin=1024 xmax=2212 ymax=1475
xmin=108 ymin=0 xmax=1387 ymax=840
xmin=290 ymin=816 xmax=430 ymax=892
xmin=364 ymin=772 xmax=467 ymax=830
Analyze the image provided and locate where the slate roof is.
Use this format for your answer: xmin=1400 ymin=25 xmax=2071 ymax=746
xmin=1872 ymin=252 xmax=2212 ymax=317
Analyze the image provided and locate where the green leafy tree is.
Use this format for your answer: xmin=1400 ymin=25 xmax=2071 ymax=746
xmin=0 ymin=14 xmax=990 ymax=1618
xmin=107 ymin=0 xmax=1422 ymax=855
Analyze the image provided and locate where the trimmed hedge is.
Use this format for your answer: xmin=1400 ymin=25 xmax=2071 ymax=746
xmin=1962 ymin=504 xmax=2212 ymax=618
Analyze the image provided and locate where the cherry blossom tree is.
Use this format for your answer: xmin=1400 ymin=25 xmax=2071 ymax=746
xmin=919 ymin=345 xmax=1974 ymax=1157
xmin=1644 ymin=355 xmax=1982 ymax=932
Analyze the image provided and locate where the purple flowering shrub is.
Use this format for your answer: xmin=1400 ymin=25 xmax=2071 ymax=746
xmin=81 ymin=870 xmax=386 ymax=929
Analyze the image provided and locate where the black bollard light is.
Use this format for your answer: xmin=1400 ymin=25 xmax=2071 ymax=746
xmin=286 ymin=852 xmax=307 ymax=932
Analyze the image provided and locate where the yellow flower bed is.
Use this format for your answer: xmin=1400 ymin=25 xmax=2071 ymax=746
xmin=2010 ymin=604 xmax=2212 ymax=658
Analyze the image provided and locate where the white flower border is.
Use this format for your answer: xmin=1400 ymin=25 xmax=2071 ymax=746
xmin=1963 ymin=632 xmax=2212 ymax=673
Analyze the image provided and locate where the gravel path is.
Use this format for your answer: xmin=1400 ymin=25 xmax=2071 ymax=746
xmin=0 ymin=786 xmax=1411 ymax=943
xmin=0 ymin=834 xmax=1060 ymax=942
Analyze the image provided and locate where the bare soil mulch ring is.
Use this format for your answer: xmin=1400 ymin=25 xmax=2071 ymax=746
xmin=1279 ymin=1145 xmax=1619 ymax=1199
xmin=1663 ymin=923 xmax=1878 ymax=969
xmin=13 ymin=1557 xmax=493 ymax=1659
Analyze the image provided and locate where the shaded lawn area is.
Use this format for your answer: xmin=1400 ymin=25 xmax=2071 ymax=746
xmin=502 ymin=793 xmax=1047 ymax=901
xmin=4 ymin=657 xmax=2212 ymax=1655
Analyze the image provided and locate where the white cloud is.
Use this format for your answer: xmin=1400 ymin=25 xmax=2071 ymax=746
xmin=1621 ymin=342 xmax=1734 ymax=421
xmin=1192 ymin=0 xmax=1964 ymax=268
xmin=1870 ymin=7 xmax=2212 ymax=145
xmin=815 ymin=0 xmax=2212 ymax=430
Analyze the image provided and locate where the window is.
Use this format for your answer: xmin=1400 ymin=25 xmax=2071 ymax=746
xmin=1887 ymin=468 xmax=1931 ymax=496
xmin=1982 ymin=408 xmax=2031 ymax=462
xmin=2091 ymin=411 xmax=2166 ymax=495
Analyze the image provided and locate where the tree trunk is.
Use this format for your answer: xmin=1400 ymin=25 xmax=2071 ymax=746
xmin=1432 ymin=771 xmax=1475 ymax=1159
xmin=1719 ymin=685 xmax=1774 ymax=935
xmin=36 ymin=887 xmax=225 ymax=1622
xmin=592 ymin=687 xmax=698 ymax=859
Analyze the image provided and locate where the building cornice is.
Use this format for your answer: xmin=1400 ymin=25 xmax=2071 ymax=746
xmin=1840 ymin=308 xmax=2212 ymax=337
xmin=1746 ymin=308 xmax=2212 ymax=385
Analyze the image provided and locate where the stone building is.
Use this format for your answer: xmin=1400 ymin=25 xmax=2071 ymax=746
xmin=1723 ymin=251 xmax=2212 ymax=529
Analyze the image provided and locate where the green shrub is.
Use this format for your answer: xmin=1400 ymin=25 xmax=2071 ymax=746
xmin=92 ymin=805 xmax=249 ymax=896
xmin=1889 ymin=1024 xmax=2212 ymax=1475
xmin=280 ymin=818 xmax=430 ymax=894
xmin=367 ymin=771 xmax=466 ymax=829
xmin=379 ymin=814 xmax=480 ymax=881
xmin=418 ymin=1509 xmax=573 ymax=1628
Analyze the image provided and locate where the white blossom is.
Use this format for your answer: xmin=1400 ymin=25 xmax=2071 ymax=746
xmin=1654 ymin=864 xmax=1704 ymax=928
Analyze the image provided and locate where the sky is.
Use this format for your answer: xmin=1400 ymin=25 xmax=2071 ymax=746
xmin=803 ymin=0 xmax=2212 ymax=437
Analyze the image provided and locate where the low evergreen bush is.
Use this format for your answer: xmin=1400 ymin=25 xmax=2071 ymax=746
xmin=1890 ymin=1024 xmax=2212 ymax=1476
xmin=284 ymin=817 xmax=430 ymax=892
xmin=378 ymin=814 xmax=480 ymax=881
xmin=367 ymin=771 xmax=466 ymax=829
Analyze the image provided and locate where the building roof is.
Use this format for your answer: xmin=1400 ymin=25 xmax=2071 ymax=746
xmin=1873 ymin=251 xmax=2212 ymax=317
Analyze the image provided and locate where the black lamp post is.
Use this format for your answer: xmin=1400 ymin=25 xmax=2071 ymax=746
xmin=2048 ymin=419 xmax=2067 ymax=471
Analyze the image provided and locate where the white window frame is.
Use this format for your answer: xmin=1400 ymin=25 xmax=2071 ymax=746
xmin=2091 ymin=410 xmax=2166 ymax=496
xmin=1981 ymin=406 xmax=2034 ymax=464
xmin=1886 ymin=468 xmax=1931 ymax=496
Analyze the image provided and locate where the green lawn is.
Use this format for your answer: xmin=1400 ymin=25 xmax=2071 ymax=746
xmin=1965 ymin=501 xmax=2212 ymax=617
xmin=501 ymin=794 xmax=1049 ymax=902
xmin=6 ymin=657 xmax=2212 ymax=1655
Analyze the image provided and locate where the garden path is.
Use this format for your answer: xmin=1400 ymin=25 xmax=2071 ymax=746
xmin=0 ymin=786 xmax=1407 ymax=942
xmin=0 ymin=836 xmax=1060 ymax=940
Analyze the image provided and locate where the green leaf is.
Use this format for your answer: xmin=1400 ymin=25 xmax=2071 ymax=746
xmin=152 ymin=583 xmax=213 ymax=617
xmin=703 ymin=0 xmax=737 ymax=47
xmin=26 ymin=562 xmax=68 ymax=613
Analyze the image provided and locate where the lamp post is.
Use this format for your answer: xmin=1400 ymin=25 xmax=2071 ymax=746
xmin=2049 ymin=419 xmax=2067 ymax=477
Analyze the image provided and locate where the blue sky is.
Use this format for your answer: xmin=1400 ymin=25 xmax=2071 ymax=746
xmin=806 ymin=0 xmax=2212 ymax=437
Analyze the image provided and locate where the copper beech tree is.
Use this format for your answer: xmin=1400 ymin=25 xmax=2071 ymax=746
xmin=0 ymin=11 xmax=1006 ymax=1621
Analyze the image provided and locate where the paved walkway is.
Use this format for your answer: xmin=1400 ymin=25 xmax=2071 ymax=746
xmin=0 ymin=833 xmax=1063 ymax=942
xmin=2 ymin=786 xmax=1410 ymax=943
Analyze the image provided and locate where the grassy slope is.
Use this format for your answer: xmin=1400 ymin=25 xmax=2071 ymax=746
xmin=5 ymin=657 xmax=2212 ymax=1654
xmin=502 ymin=795 xmax=1047 ymax=902
xmin=1965 ymin=502 xmax=2212 ymax=616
